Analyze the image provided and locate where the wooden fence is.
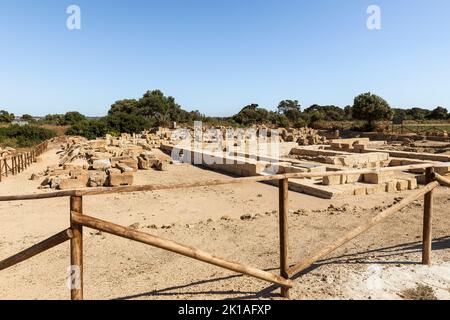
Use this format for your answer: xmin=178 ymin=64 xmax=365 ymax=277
xmin=0 ymin=162 xmax=448 ymax=300
xmin=0 ymin=140 xmax=48 ymax=182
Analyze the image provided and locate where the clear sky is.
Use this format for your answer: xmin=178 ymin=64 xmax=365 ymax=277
xmin=1 ymin=0 xmax=449 ymax=116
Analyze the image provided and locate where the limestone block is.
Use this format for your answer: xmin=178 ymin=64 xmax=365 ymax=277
xmin=116 ymin=163 xmax=134 ymax=173
xmin=366 ymin=184 xmax=385 ymax=195
xmin=88 ymin=171 xmax=107 ymax=187
xmin=385 ymin=181 xmax=397 ymax=193
xmin=323 ymin=174 xmax=345 ymax=186
xmin=407 ymin=178 xmax=418 ymax=190
xmin=354 ymin=186 xmax=367 ymax=196
xmin=396 ymin=179 xmax=409 ymax=191
xmin=118 ymin=158 xmax=138 ymax=172
xmin=108 ymin=172 xmax=134 ymax=187
xmin=363 ymin=171 xmax=394 ymax=184
xmin=92 ymin=159 xmax=111 ymax=170
xmin=59 ymin=178 xmax=87 ymax=190
xmin=346 ymin=173 xmax=362 ymax=183
xmin=155 ymin=160 xmax=167 ymax=172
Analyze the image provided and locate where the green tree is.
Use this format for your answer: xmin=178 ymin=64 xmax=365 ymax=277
xmin=304 ymin=105 xmax=345 ymax=121
xmin=64 ymin=111 xmax=86 ymax=125
xmin=351 ymin=93 xmax=393 ymax=129
xmin=108 ymin=99 xmax=139 ymax=115
xmin=233 ymin=104 xmax=270 ymax=126
xmin=409 ymin=107 xmax=430 ymax=121
xmin=427 ymin=106 xmax=448 ymax=120
xmin=43 ymin=114 xmax=65 ymax=125
xmin=0 ymin=110 xmax=15 ymax=123
xmin=277 ymin=100 xmax=301 ymax=114
xmin=136 ymin=90 xmax=182 ymax=126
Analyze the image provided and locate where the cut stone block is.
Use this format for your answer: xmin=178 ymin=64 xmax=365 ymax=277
xmin=118 ymin=158 xmax=138 ymax=172
xmin=116 ymin=163 xmax=134 ymax=173
xmin=346 ymin=173 xmax=362 ymax=183
xmin=363 ymin=171 xmax=394 ymax=184
xmin=88 ymin=171 xmax=107 ymax=187
xmin=354 ymin=186 xmax=367 ymax=196
xmin=92 ymin=159 xmax=111 ymax=170
xmin=323 ymin=174 xmax=345 ymax=186
xmin=108 ymin=172 xmax=134 ymax=187
xmin=59 ymin=178 xmax=87 ymax=190
xmin=396 ymin=179 xmax=409 ymax=191
xmin=155 ymin=161 xmax=167 ymax=172
xmin=386 ymin=181 xmax=397 ymax=193
xmin=407 ymin=178 xmax=418 ymax=190
xmin=366 ymin=184 xmax=385 ymax=195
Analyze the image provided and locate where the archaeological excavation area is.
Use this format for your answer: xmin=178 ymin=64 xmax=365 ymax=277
xmin=1 ymin=127 xmax=450 ymax=300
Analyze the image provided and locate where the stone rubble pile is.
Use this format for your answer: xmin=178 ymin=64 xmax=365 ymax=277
xmin=38 ymin=133 xmax=169 ymax=190
xmin=279 ymin=127 xmax=327 ymax=145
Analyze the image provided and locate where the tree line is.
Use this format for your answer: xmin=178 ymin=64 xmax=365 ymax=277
xmin=1 ymin=90 xmax=449 ymax=140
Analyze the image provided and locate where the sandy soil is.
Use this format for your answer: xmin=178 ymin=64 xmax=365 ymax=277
xmin=1 ymin=148 xmax=450 ymax=300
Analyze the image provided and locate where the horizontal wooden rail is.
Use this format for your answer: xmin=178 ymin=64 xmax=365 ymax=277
xmin=0 ymin=163 xmax=435 ymax=202
xmin=71 ymin=212 xmax=293 ymax=288
xmin=0 ymin=229 xmax=73 ymax=271
xmin=287 ymin=181 xmax=439 ymax=277
xmin=435 ymin=173 xmax=450 ymax=187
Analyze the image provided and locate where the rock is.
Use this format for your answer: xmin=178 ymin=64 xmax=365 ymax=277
xmin=30 ymin=173 xmax=40 ymax=181
xmin=155 ymin=160 xmax=167 ymax=171
xmin=118 ymin=158 xmax=138 ymax=172
xmin=128 ymin=223 xmax=140 ymax=230
xmin=88 ymin=171 xmax=107 ymax=187
xmin=107 ymin=172 xmax=134 ymax=187
xmin=116 ymin=163 xmax=134 ymax=173
xmin=92 ymin=159 xmax=111 ymax=170
xmin=138 ymin=156 xmax=150 ymax=170
xmin=58 ymin=178 xmax=88 ymax=190
xmin=50 ymin=177 xmax=63 ymax=189
xmin=240 ymin=214 xmax=253 ymax=221
xmin=107 ymin=168 xmax=121 ymax=175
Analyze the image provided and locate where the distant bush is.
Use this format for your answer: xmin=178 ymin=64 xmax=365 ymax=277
xmin=0 ymin=125 xmax=57 ymax=148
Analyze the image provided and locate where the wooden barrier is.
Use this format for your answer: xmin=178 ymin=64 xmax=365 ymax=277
xmin=71 ymin=212 xmax=292 ymax=290
xmin=70 ymin=196 xmax=83 ymax=300
xmin=0 ymin=229 xmax=73 ymax=271
xmin=279 ymin=178 xmax=290 ymax=298
xmin=287 ymin=181 xmax=439 ymax=277
xmin=0 ymin=161 xmax=448 ymax=300
xmin=0 ymin=140 xmax=49 ymax=183
xmin=422 ymin=168 xmax=434 ymax=265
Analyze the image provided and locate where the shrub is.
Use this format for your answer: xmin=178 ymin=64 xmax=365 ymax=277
xmin=0 ymin=125 xmax=57 ymax=148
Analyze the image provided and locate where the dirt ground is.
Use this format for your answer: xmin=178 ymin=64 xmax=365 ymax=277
xmin=1 ymin=148 xmax=450 ymax=300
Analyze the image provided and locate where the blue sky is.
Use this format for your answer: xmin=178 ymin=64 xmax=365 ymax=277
xmin=0 ymin=0 xmax=449 ymax=116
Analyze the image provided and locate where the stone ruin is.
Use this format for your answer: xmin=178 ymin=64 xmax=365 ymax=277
xmin=37 ymin=133 xmax=169 ymax=190
xmin=279 ymin=127 xmax=328 ymax=146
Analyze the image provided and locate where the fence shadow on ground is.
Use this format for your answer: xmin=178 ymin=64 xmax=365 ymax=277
xmin=115 ymin=268 xmax=281 ymax=300
xmin=314 ymin=236 xmax=450 ymax=268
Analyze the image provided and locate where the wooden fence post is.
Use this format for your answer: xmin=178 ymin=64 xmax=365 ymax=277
xmin=422 ymin=167 xmax=434 ymax=265
xmin=70 ymin=196 xmax=83 ymax=300
xmin=279 ymin=178 xmax=290 ymax=298
xmin=4 ymin=159 xmax=8 ymax=177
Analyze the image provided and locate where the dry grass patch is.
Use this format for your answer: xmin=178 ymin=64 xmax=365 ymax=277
xmin=401 ymin=284 xmax=438 ymax=300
